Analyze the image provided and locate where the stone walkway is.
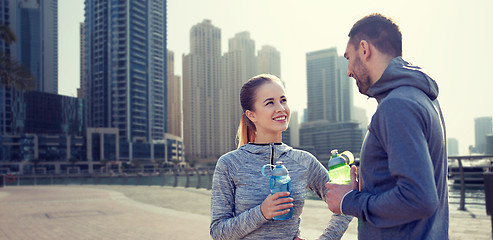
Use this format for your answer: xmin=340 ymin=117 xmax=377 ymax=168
xmin=0 ymin=186 xmax=490 ymax=239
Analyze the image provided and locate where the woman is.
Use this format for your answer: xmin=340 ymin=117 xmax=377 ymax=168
xmin=210 ymin=74 xmax=352 ymax=240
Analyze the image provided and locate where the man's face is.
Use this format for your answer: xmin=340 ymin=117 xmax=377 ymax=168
xmin=344 ymin=41 xmax=372 ymax=95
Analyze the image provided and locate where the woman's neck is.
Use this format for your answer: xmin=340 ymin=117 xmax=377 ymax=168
xmin=254 ymin=132 xmax=282 ymax=144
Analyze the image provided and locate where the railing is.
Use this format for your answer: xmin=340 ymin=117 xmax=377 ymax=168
xmin=448 ymin=155 xmax=493 ymax=210
xmin=3 ymin=158 xmax=492 ymax=211
xmin=1 ymin=167 xmax=216 ymax=190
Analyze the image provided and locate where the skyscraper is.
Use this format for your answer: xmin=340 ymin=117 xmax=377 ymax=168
xmin=474 ymin=116 xmax=493 ymax=153
xmin=301 ymin=47 xmax=362 ymax=160
xmin=257 ymin=45 xmax=281 ymax=77
xmin=447 ymin=137 xmax=459 ymax=156
xmin=306 ymin=47 xmax=352 ymax=122
xmin=167 ymin=50 xmax=181 ymax=138
xmin=183 ymin=20 xmax=230 ymax=163
xmin=0 ymin=0 xmax=58 ymax=134
xmin=78 ymin=22 xmax=85 ymax=99
xmin=224 ymin=31 xmax=257 ymax=144
xmin=83 ymin=0 xmax=167 ymax=157
xmin=5 ymin=0 xmax=58 ymax=94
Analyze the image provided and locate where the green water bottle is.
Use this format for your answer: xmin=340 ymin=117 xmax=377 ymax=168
xmin=328 ymin=149 xmax=354 ymax=185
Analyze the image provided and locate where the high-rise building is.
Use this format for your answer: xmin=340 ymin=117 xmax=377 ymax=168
xmin=447 ymin=137 xmax=459 ymax=156
xmin=257 ymin=45 xmax=281 ymax=77
xmin=300 ymin=120 xmax=363 ymax=162
xmin=306 ymin=48 xmax=352 ymax=122
xmin=167 ymin=50 xmax=181 ymax=137
xmin=183 ymin=20 xmax=230 ymax=163
xmin=4 ymin=0 xmax=58 ymax=94
xmin=78 ymin=22 xmax=85 ymax=99
xmin=0 ymin=0 xmax=58 ymax=135
xmin=301 ymin=47 xmax=362 ymax=160
xmin=474 ymin=116 xmax=493 ymax=153
xmin=224 ymin=31 xmax=257 ymax=144
xmin=83 ymin=0 xmax=167 ymax=159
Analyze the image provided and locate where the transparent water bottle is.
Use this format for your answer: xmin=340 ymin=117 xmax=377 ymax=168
xmin=262 ymin=161 xmax=293 ymax=220
xmin=328 ymin=149 xmax=354 ymax=185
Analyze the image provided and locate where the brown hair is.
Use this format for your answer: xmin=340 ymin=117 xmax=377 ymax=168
xmin=236 ymin=74 xmax=283 ymax=147
xmin=348 ymin=13 xmax=402 ymax=57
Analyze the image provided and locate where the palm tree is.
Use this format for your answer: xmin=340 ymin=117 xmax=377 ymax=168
xmin=0 ymin=24 xmax=36 ymax=92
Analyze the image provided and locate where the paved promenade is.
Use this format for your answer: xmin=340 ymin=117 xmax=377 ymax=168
xmin=0 ymin=185 xmax=490 ymax=239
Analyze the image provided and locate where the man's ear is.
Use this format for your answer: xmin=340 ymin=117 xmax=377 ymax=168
xmin=360 ymin=40 xmax=371 ymax=61
xmin=245 ymin=110 xmax=256 ymax=123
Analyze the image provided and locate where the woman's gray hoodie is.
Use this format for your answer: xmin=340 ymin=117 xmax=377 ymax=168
xmin=210 ymin=143 xmax=352 ymax=240
xmin=341 ymin=57 xmax=449 ymax=239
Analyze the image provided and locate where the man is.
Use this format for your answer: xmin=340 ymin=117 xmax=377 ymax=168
xmin=325 ymin=13 xmax=448 ymax=239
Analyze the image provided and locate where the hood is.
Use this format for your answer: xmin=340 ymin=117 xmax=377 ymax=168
xmin=240 ymin=143 xmax=292 ymax=161
xmin=366 ymin=57 xmax=439 ymax=101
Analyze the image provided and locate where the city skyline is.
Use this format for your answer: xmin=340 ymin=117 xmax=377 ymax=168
xmin=59 ymin=0 xmax=493 ymax=154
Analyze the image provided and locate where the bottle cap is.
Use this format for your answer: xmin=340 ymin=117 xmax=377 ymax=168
xmin=330 ymin=149 xmax=339 ymax=157
xmin=272 ymin=164 xmax=288 ymax=176
xmin=340 ymin=151 xmax=354 ymax=164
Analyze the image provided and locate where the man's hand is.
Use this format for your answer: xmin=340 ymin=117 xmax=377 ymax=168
xmin=325 ymin=165 xmax=358 ymax=214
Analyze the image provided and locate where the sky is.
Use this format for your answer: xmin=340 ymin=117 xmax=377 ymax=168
xmin=59 ymin=0 xmax=493 ymax=155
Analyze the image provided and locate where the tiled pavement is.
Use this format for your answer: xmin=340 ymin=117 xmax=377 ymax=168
xmin=0 ymin=186 xmax=490 ymax=240
xmin=0 ymin=186 xmax=210 ymax=240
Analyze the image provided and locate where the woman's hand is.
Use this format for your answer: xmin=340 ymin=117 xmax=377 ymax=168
xmin=260 ymin=192 xmax=293 ymax=220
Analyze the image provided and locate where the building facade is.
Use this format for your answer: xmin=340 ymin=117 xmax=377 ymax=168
xmin=78 ymin=22 xmax=85 ymax=99
xmin=224 ymin=31 xmax=257 ymax=146
xmin=183 ymin=20 xmax=230 ymax=164
xmin=474 ymin=116 xmax=493 ymax=153
xmin=447 ymin=137 xmax=459 ymax=156
xmin=83 ymin=0 xmax=168 ymax=160
xmin=0 ymin=91 xmax=85 ymax=174
xmin=2 ymin=0 xmax=58 ymax=94
xmin=306 ymin=48 xmax=352 ymax=122
xmin=301 ymin=47 xmax=362 ymax=160
xmin=300 ymin=120 xmax=363 ymax=162
xmin=167 ymin=50 xmax=182 ymax=137
xmin=257 ymin=45 xmax=281 ymax=77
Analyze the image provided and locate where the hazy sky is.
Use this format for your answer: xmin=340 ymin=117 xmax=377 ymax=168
xmin=59 ymin=0 xmax=493 ymax=155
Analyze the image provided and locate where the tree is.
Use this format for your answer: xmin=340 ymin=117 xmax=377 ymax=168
xmin=0 ymin=24 xmax=36 ymax=92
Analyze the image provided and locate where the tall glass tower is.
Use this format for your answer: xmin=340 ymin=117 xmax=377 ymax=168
xmin=83 ymin=0 xmax=167 ymax=144
xmin=0 ymin=0 xmax=58 ymax=134
xmin=3 ymin=0 xmax=58 ymax=94
xmin=306 ymin=47 xmax=352 ymax=122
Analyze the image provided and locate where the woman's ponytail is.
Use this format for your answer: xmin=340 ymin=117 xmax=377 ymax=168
xmin=236 ymin=113 xmax=256 ymax=148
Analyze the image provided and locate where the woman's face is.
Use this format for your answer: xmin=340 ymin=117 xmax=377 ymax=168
xmin=246 ymin=81 xmax=290 ymax=139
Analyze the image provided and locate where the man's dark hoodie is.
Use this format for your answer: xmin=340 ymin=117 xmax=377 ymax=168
xmin=342 ymin=57 xmax=449 ymax=240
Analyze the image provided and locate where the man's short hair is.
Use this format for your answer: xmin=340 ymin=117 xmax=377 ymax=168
xmin=348 ymin=13 xmax=402 ymax=57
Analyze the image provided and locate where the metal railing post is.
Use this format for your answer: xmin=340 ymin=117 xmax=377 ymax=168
xmin=196 ymin=168 xmax=202 ymax=188
xmin=185 ymin=169 xmax=190 ymax=188
xmin=457 ymin=158 xmax=466 ymax=210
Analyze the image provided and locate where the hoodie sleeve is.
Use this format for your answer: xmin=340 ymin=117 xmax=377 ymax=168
xmin=342 ymin=97 xmax=439 ymax=228
xmin=209 ymin=155 xmax=268 ymax=240
xmin=304 ymin=152 xmax=353 ymax=239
